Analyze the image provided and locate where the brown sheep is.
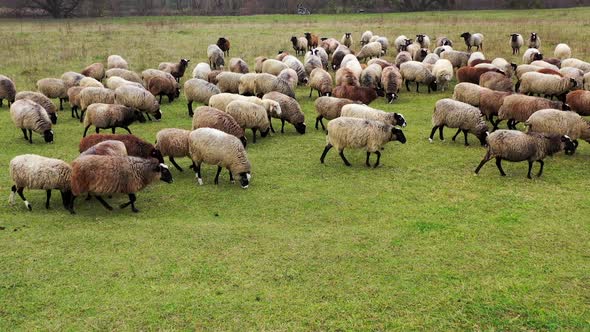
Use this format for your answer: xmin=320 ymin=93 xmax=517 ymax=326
xmin=469 ymin=59 xmax=492 ymax=67
xmin=304 ymin=32 xmax=319 ymax=51
xmin=208 ymin=70 xmax=222 ymax=84
xmin=479 ymin=89 xmax=512 ymax=128
xmin=217 ymin=37 xmax=230 ymax=56
xmin=332 ymin=85 xmax=380 ymax=105
xmin=566 ymin=90 xmax=590 ymax=116
xmin=147 ymin=76 xmax=180 ymax=104
xmin=457 ymin=67 xmax=503 ymax=84
xmin=79 ymin=134 xmax=164 ymax=163
xmin=537 ymin=68 xmax=563 ymax=77
xmin=81 ymin=63 xmax=106 ymax=81
xmin=479 ymin=71 xmax=513 ymax=92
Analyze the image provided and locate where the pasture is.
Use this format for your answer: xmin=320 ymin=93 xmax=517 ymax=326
xmin=1 ymin=8 xmax=590 ymax=330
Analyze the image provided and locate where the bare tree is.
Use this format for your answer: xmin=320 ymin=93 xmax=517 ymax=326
xmin=25 ymin=0 xmax=84 ymax=18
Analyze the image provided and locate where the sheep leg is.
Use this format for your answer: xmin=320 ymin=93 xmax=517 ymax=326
xmin=146 ymin=113 xmax=152 ymax=121
xmin=525 ymin=161 xmax=535 ymax=179
xmin=111 ymin=127 xmax=116 ymax=134
xmin=320 ymin=117 xmax=326 ymax=131
xmin=252 ymin=128 xmax=257 ymax=143
xmin=120 ymin=193 xmax=139 ymax=213
xmin=159 ymin=95 xmax=162 ymax=104
xmin=373 ymin=151 xmax=381 ymax=168
xmin=71 ymin=106 xmax=77 ymax=118
xmin=474 ymin=151 xmax=491 ymax=174
xmin=338 ymin=149 xmax=351 ymax=167
xmin=187 ymin=102 xmax=193 ymax=117
xmin=28 ymin=130 xmax=33 ymax=144
xmin=462 ymin=130 xmax=470 ymax=146
xmin=365 ymin=152 xmax=371 ymax=167
xmin=59 ymin=98 xmax=63 ymax=111
xmin=439 ymin=126 xmax=444 ymax=141
xmin=228 ymin=170 xmax=234 ymax=184
xmin=45 ymin=190 xmax=51 ymax=209
xmin=0 ymin=99 xmax=2 ymax=107
xmin=15 ymin=187 xmax=31 ymax=210
xmin=495 ymin=158 xmax=506 ymax=176
xmin=428 ymin=126 xmax=439 ymax=142
xmin=315 ymin=116 xmax=320 ymax=130
xmin=21 ymin=128 xmax=28 ymax=141
xmin=95 ymin=127 xmax=100 ymax=134
xmin=536 ymin=160 xmax=545 ymax=177
xmin=492 ymin=119 xmax=501 ymax=131
xmin=169 ymin=156 xmax=183 ymax=172
xmin=95 ymin=196 xmax=113 ymax=210
xmin=415 ymin=82 xmax=420 ymax=93
xmin=451 ymin=128 xmax=462 ymax=141
xmin=80 ymin=110 xmax=85 ymax=123
xmin=309 ymin=87 xmax=313 ymax=98
xmin=320 ymin=143 xmax=333 ymax=164
xmin=214 ymin=166 xmax=222 ymax=185
xmin=123 ymin=127 xmax=132 ymax=135
xmin=405 ymin=80 xmax=411 ymax=92
xmin=195 ymin=162 xmax=203 ymax=185
xmin=82 ymin=125 xmax=91 ymax=137
xmin=281 ymin=119 xmax=286 ymax=133
xmin=269 ymin=116 xmax=275 ymax=133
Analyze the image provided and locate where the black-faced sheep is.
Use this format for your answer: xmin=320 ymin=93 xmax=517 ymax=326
xmin=313 ymin=96 xmax=354 ymax=130
xmin=82 ymin=103 xmax=146 ymax=137
xmin=10 ymin=99 xmax=54 ymax=144
xmin=429 ymin=98 xmax=489 ymax=146
xmin=159 ymin=58 xmax=190 ymax=83
xmin=15 ymin=91 xmax=58 ymax=124
xmin=460 ymin=32 xmax=484 ymax=51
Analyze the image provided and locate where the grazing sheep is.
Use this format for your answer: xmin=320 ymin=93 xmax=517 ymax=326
xmin=341 ymin=54 xmax=362 ymax=79
xmin=368 ymin=58 xmax=394 ymax=69
xmin=114 ymin=85 xmax=161 ymax=121
xmin=457 ymin=66 xmax=503 ymax=85
xmin=435 ymin=36 xmax=453 ymax=47
xmin=15 ymin=91 xmax=58 ymax=124
xmin=192 ymin=62 xmax=211 ymax=80
xmin=331 ymin=45 xmax=352 ymax=70
xmin=148 ymin=76 xmax=180 ymax=104
xmin=67 ymin=86 xmax=84 ymax=119
xmin=61 ymin=71 xmax=85 ymax=90
xmin=332 ymin=85 xmax=379 ymax=105
xmin=155 ymin=128 xmax=191 ymax=171
xmin=395 ymin=51 xmax=412 ymax=67
xmin=238 ymin=73 xmax=259 ymax=96
xmin=189 ymin=128 xmax=251 ymax=187
xmin=107 ymin=55 xmax=128 ymax=69
xmin=509 ymin=33 xmax=524 ymax=55
xmin=105 ymin=76 xmax=144 ymax=91
xmin=497 ymin=94 xmax=567 ymax=130
xmin=492 ymin=58 xmax=517 ymax=77
xmin=360 ymin=31 xmax=373 ymax=46
xmin=83 ymin=103 xmax=146 ymax=137
xmin=79 ymin=140 xmax=128 ymax=157
xmin=184 ymin=78 xmax=221 ymax=116
xmin=79 ymin=77 xmax=104 ymax=88
xmin=304 ymin=53 xmax=323 ymax=76
xmin=216 ymin=37 xmax=230 ymax=56
xmin=519 ymin=72 xmax=577 ymax=101
xmin=290 ymin=36 xmax=308 ymax=55
xmin=440 ymin=50 xmax=470 ymax=69
xmin=9 ymin=154 xmax=72 ymax=213
xmin=70 ymin=155 xmax=172 ymax=213
xmin=560 ymin=67 xmax=584 ymax=90
xmin=309 ymin=68 xmax=333 ymax=98
xmin=429 ymin=98 xmax=489 ymax=146
xmin=526 ymin=108 xmax=590 ymax=154
xmin=394 ymin=35 xmax=412 ymax=52
xmin=105 ymin=68 xmax=143 ymax=84
xmin=400 ymin=61 xmax=437 ymax=93
xmin=254 ymin=57 xmax=267 ymax=73
xmin=474 ymin=130 xmax=573 ymax=179
xmin=314 ymin=96 xmax=354 ymax=130
xmin=79 ymin=134 xmax=164 ymax=163
xmin=312 ymin=47 xmax=329 ymax=69
xmin=159 ymin=58 xmax=190 ymax=83
xmin=81 ymin=63 xmax=105 ymax=81
xmin=479 ymin=89 xmax=512 ymax=127
xmin=381 ymin=66 xmax=403 ymax=103
xmin=283 ymin=55 xmax=309 ymax=84
xmin=460 ymin=32 xmax=484 ymax=51
xmin=467 ymin=52 xmax=485 ymax=66
xmin=79 ymin=87 xmax=116 ymax=121
xmin=360 ymin=64 xmax=382 ymax=91
xmin=37 ymin=78 xmax=67 ymax=111
xmin=140 ymin=69 xmax=178 ymax=90
xmin=341 ymin=33 xmax=353 ymax=48
xmin=566 ymin=90 xmax=590 ymax=116
xmin=207 ymin=44 xmax=225 ymax=70
xmin=10 ymin=99 xmax=53 ymax=144
xmin=207 ymin=70 xmax=222 ymax=84
xmin=452 ymin=82 xmax=490 ymax=107
xmin=523 ymin=48 xmax=543 ymax=64
xmin=263 ymin=91 xmax=306 ymax=134
xmin=262 ymin=59 xmax=288 ymax=76
xmin=304 ymin=32 xmax=319 ymax=51
xmin=0 ymin=75 xmax=16 ymax=108
xmin=254 ymin=73 xmax=295 ymax=98
xmin=356 ymin=42 xmax=384 ymax=62
xmin=208 ymin=94 xmax=280 ymax=129
xmin=528 ymin=32 xmax=541 ymax=49
xmin=224 ymin=100 xmax=270 ymax=143
xmin=229 ymin=58 xmax=249 ymax=74
xmin=432 ymin=59 xmax=453 ymax=92
xmin=341 ymin=104 xmax=406 ymax=127
xmin=561 ymin=58 xmax=590 ymax=73
xmin=479 ymin=71 xmax=513 ymax=92
xmin=192 ymin=106 xmax=246 ymax=147
xmin=320 ymin=117 xmax=406 ymax=167
xmin=216 ymin=72 xmax=243 ymax=94
xmin=554 ymin=43 xmax=572 ymax=60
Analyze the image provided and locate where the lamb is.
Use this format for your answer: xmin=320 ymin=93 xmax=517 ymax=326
xmin=457 ymin=66 xmax=503 ymax=85
xmin=415 ymin=34 xmax=430 ymax=49
xmin=216 ymin=37 xmax=230 ymax=56
xmin=519 ymin=72 xmax=577 ymax=101
xmin=309 ymin=68 xmax=333 ymax=98
xmin=440 ymin=50 xmax=470 ymax=69
xmin=554 ymin=44 xmax=572 ymax=60
xmin=435 ymin=36 xmax=453 ymax=47
xmin=341 ymin=104 xmax=406 ymax=127
xmin=9 ymin=154 xmax=73 ymax=213
xmin=79 ymin=140 xmax=128 ymax=157
xmin=381 ymin=66 xmax=403 ymax=103
xmin=561 ymin=58 xmax=590 ymax=73
xmin=262 ymin=59 xmax=288 ymax=76
xmin=479 ymin=89 xmax=512 ymax=127
xmin=192 ymin=106 xmax=247 ymax=147
xmin=526 ymin=108 xmax=590 ymax=154
xmin=263 ymin=91 xmax=306 ymax=134
xmin=79 ymin=77 xmax=104 ymax=88
xmin=229 ymin=58 xmax=249 ymax=74
xmin=277 ymin=68 xmax=298 ymax=90
xmin=399 ymin=61 xmax=437 ymax=93
xmin=61 ymin=71 xmax=85 ymax=89
xmin=360 ymin=31 xmax=373 ymax=46
xmin=184 ymin=78 xmax=221 ymax=116
xmin=474 ymin=130 xmax=573 ymax=179
xmin=79 ymin=87 xmax=116 ymax=121
xmin=216 ymin=72 xmax=243 ymax=94
xmin=70 ymin=155 xmax=173 ymax=213
xmin=332 ymin=85 xmax=379 ymax=105
xmin=188 ymin=128 xmax=251 ymax=188
xmin=341 ymin=33 xmax=353 ymax=48
xmin=304 ymin=32 xmax=319 ymax=51
xmin=114 ymin=85 xmax=162 ymax=121
xmin=147 ymin=76 xmax=179 ymax=104
xmin=158 ymin=58 xmax=190 ymax=82
xmin=320 ymin=117 xmax=407 ymax=167
xmin=509 ymin=33 xmax=524 ymax=55
xmin=467 ymin=52 xmax=485 ymax=66
xmin=452 ymin=82 xmax=490 ymax=107
xmin=394 ymin=35 xmax=412 ymax=52
xmin=37 ymin=78 xmax=67 ymax=110
xmin=224 ymin=100 xmax=271 ymax=143
xmin=67 ymin=86 xmax=84 ymax=119
xmin=207 ymin=44 xmax=225 ymax=70
xmin=395 ymin=51 xmax=412 ymax=67
xmin=360 ymin=64 xmax=382 ymax=91
xmin=460 ymin=32 xmax=484 ymax=51
xmin=82 ymin=103 xmax=146 ymax=137
xmin=15 ymin=91 xmax=58 ymax=124
xmin=79 ymin=134 xmax=164 ymax=163
xmin=314 ymin=96 xmax=354 ymax=130
xmin=81 ymin=63 xmax=105 ymax=81
xmin=523 ymin=48 xmax=543 ymax=64
xmin=155 ymin=128 xmax=191 ymax=171
xmin=304 ymin=53 xmax=323 ymax=76
xmin=497 ymin=94 xmax=567 ymax=130
xmin=254 ymin=73 xmax=295 ymax=98
xmin=429 ymin=98 xmax=488 ymax=146
xmin=290 ymin=36 xmax=308 ymax=55
xmin=105 ymin=76 xmax=144 ymax=91
xmin=107 ymin=55 xmax=128 ymax=69
xmin=356 ymin=42 xmax=384 ymax=62
xmin=10 ymin=99 xmax=54 ymax=144
xmin=432 ymin=59 xmax=453 ymax=92
xmin=283 ymin=55 xmax=309 ymax=84
xmin=528 ymin=32 xmax=541 ymax=49
xmin=0 ymin=75 xmax=16 ymax=108
xmin=105 ymin=68 xmax=143 ymax=84
xmin=331 ymin=45 xmax=352 ymax=70
xmin=479 ymin=71 xmax=513 ymax=92
xmin=192 ymin=62 xmax=211 ymax=80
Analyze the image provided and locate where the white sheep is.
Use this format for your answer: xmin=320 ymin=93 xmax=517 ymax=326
xmin=399 ymin=61 xmax=437 ymax=93
xmin=107 ymin=55 xmax=128 ymax=69
xmin=10 ymin=99 xmax=54 ymax=144
xmin=429 ymin=98 xmax=489 ymax=146
xmin=184 ymin=78 xmax=221 ymax=116
xmin=509 ymin=33 xmax=524 ymax=55
xmin=460 ymin=32 xmax=484 ymax=51
xmin=554 ymin=43 xmax=572 ymax=60
xmin=341 ymin=104 xmax=406 ymax=127
xmin=432 ymin=59 xmax=453 ymax=92
xmin=192 ymin=62 xmax=211 ymax=80
xmin=519 ymin=72 xmax=577 ymax=100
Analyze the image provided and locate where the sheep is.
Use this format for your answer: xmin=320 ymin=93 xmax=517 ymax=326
xmin=432 ymin=59 xmax=453 ymax=92
xmin=341 ymin=54 xmax=362 ymax=79
xmin=368 ymin=58 xmax=394 ymax=69
xmin=360 ymin=31 xmax=373 ymax=46
xmin=519 ymin=71 xmax=577 ymax=101
xmin=457 ymin=66 xmax=504 ymax=85
xmin=67 ymin=86 xmax=84 ymax=119
xmin=263 ymin=91 xmax=306 ymax=134
xmin=452 ymin=82 xmax=490 ymax=107
xmin=415 ymin=34 xmax=430 ymax=49
xmin=79 ymin=140 xmax=128 ymax=157
xmin=474 ymin=130 xmax=573 ymax=179
xmin=14 ymin=91 xmax=57 ymax=126
xmin=224 ymin=100 xmax=270 ymax=143
xmin=61 ymin=71 xmax=85 ymax=90
xmin=538 ymin=68 xmax=564 ymax=77
xmin=105 ymin=68 xmax=143 ymax=85
xmin=208 ymin=70 xmax=222 ymax=84
xmin=105 ymin=76 xmax=145 ymax=91
xmin=192 ymin=62 xmax=211 ymax=80
xmin=208 ymin=94 xmax=281 ymax=132
xmin=304 ymin=53 xmax=323 ymax=76
xmin=360 ymin=64 xmax=382 ymax=91
xmin=309 ymin=68 xmax=333 ymax=98
xmin=140 ymin=69 xmax=179 ymax=91
xmin=435 ymin=36 xmax=453 ymax=47
xmin=400 ymin=61 xmax=437 ymax=93
xmin=207 ymin=44 xmax=225 ymax=70
xmin=566 ymin=90 xmax=590 ymax=116
xmin=560 ymin=67 xmax=584 ymax=90
xmin=561 ymin=58 xmax=590 ymax=73
xmin=159 ymin=58 xmax=190 ymax=83
xmin=229 ymin=58 xmax=249 ymax=74
xmin=357 ymin=42 xmax=384 ymax=62
xmin=79 ymin=134 xmax=164 ymax=163
xmin=114 ymin=85 xmax=162 ymax=121
xmin=320 ymin=117 xmax=406 ymax=167
xmin=237 ymin=73 xmax=259 ymax=96
xmin=395 ymin=51 xmax=412 ymax=67
xmin=192 ymin=106 xmax=247 ymax=147
xmin=331 ymin=45 xmax=352 ymax=70
xmin=528 ymin=32 xmax=541 ymax=49
xmin=184 ymin=78 xmax=221 ymax=116
xmin=82 ymin=103 xmax=146 ymax=137
xmin=460 ymin=32 xmax=484 ymax=51
xmin=81 ymin=63 xmax=106 ymax=81
xmin=262 ymin=59 xmax=288 ymax=76
xmin=406 ymin=43 xmax=421 ymax=60
xmin=209 ymin=93 xmax=246 ymax=112
xmin=497 ymin=94 xmax=567 ymax=130
xmin=37 ymin=78 xmax=67 ymax=111
xmin=216 ymin=37 xmax=230 ymax=56
xmin=378 ymin=66 xmax=401 ymax=103
xmin=333 ymin=85 xmax=379 ymax=104
xmin=254 ymin=73 xmax=295 ymax=98
xmin=470 ymin=59 xmax=492 ymax=67
xmin=433 ymin=45 xmax=452 ymax=56
xmin=215 ymin=72 xmax=243 ymax=94
xmin=320 ymin=38 xmax=340 ymax=55
xmin=9 ymin=154 xmax=73 ymax=213
xmin=314 ymin=96 xmax=354 ymax=130
xmin=304 ymin=32 xmax=319 ymax=51
xmin=467 ymin=52 xmax=485 ymax=66
xmin=479 ymin=71 xmax=513 ymax=92
xmin=341 ymin=104 xmax=406 ymax=127
xmin=440 ymin=50 xmax=470 ymax=69
xmin=290 ymin=36 xmax=308 ymax=55
xmin=147 ymin=76 xmax=179 ymax=104
xmin=107 ymin=55 xmax=128 ymax=69
xmin=70 ymin=155 xmax=172 ymax=213
xmin=394 ymin=35 xmax=412 ymax=52
xmin=79 ymin=87 xmax=116 ymax=121
xmin=10 ymin=99 xmax=53 ymax=144
xmin=154 ymin=128 xmax=192 ymax=171
xmin=515 ymin=64 xmax=544 ymax=84
xmin=509 ymin=33 xmax=524 ymax=55
xmin=429 ymin=98 xmax=489 ymax=146
xmin=313 ymin=47 xmax=329 ymax=69
xmin=526 ymin=108 xmax=590 ymax=154
xmin=492 ymin=58 xmax=517 ymax=77
xmin=341 ymin=33 xmax=353 ymax=48
xmin=530 ymin=60 xmax=559 ymax=71
xmin=0 ymin=75 xmax=16 ymax=108
xmin=369 ymin=35 xmax=380 ymax=43
xmin=554 ymin=44 xmax=572 ymax=60
xmin=254 ymin=57 xmax=267 ymax=74
xmin=277 ymin=68 xmax=298 ymax=90
xmin=283 ymin=55 xmax=309 ymax=84
xmin=523 ymin=48 xmax=543 ymax=64
xmin=188 ymin=128 xmax=251 ymax=188
xmin=79 ymin=77 xmax=104 ymax=88
xmin=479 ymin=89 xmax=512 ymax=127
xmin=423 ymin=53 xmax=440 ymax=65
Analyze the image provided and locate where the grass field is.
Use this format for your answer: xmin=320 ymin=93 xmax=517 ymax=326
xmin=1 ymin=8 xmax=590 ymax=330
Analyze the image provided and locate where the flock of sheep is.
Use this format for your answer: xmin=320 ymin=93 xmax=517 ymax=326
xmin=2 ymin=29 xmax=590 ymax=214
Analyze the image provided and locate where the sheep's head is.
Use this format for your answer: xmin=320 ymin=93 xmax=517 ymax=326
xmin=386 ymin=92 xmax=398 ymax=104
xmin=561 ymin=135 xmax=576 ymax=155
xmin=569 ymin=77 xmax=577 ymax=88
xmin=238 ymin=172 xmax=250 ymax=189
xmin=429 ymin=80 xmax=438 ymax=92
xmin=391 ymin=128 xmax=407 ymax=144
xmin=304 ymin=32 xmax=312 ymax=40
xmin=290 ymin=36 xmax=298 ymax=44
xmin=134 ymin=110 xmax=147 ymax=123
xmin=476 ymin=124 xmax=489 ymax=146
xmin=345 ymin=33 xmax=351 ymax=38
xmin=294 ymin=122 xmax=306 ymax=134
xmin=154 ymin=109 xmax=162 ymax=121
xmin=530 ymin=32 xmax=538 ymax=41
xmin=151 ymin=149 xmax=165 ymax=163
xmin=510 ymin=33 xmax=519 ymax=42
xmin=49 ymin=113 xmax=58 ymax=125
xmin=416 ymin=34 xmax=425 ymax=43
xmin=43 ymin=129 xmax=54 ymax=143
xmin=533 ymin=52 xmax=543 ymax=61
xmin=562 ymin=103 xmax=571 ymax=111
xmin=460 ymin=32 xmax=471 ymax=40
xmin=443 ymin=38 xmax=452 ymax=46
xmin=156 ymin=163 xmax=173 ymax=183
xmin=239 ymin=136 xmax=247 ymax=148
xmin=180 ymin=59 xmax=190 ymax=67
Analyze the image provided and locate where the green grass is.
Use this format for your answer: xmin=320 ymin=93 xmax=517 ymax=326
xmin=1 ymin=8 xmax=590 ymax=330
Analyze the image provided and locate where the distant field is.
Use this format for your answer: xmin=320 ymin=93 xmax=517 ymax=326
xmin=1 ymin=8 xmax=589 ymax=330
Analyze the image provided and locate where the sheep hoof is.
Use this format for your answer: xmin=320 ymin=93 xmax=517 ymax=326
xmin=24 ymin=201 xmax=31 ymax=211
xmin=197 ymin=178 xmax=203 ymax=185
xmin=428 ymin=138 xmax=433 ymax=143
